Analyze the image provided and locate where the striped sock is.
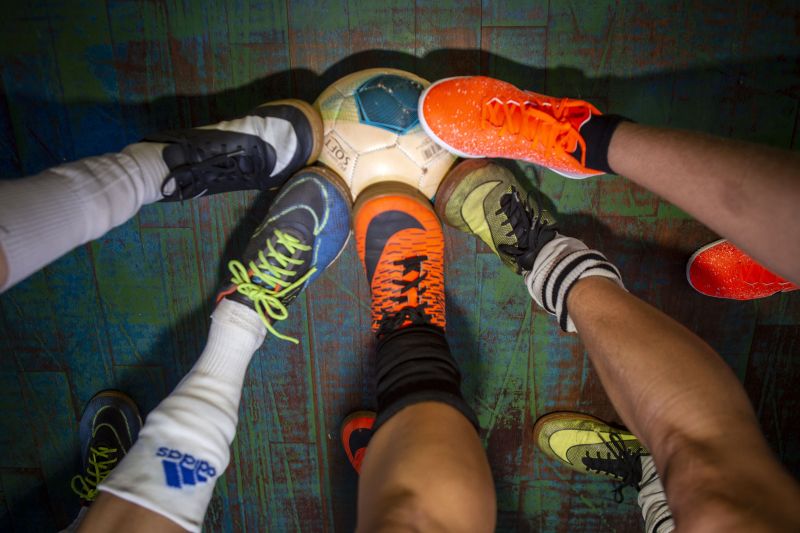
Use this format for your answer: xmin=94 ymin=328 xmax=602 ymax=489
xmin=638 ymin=456 xmax=675 ymax=533
xmin=523 ymin=233 xmax=624 ymax=332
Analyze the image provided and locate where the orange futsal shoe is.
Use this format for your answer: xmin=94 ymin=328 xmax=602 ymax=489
xmin=354 ymin=182 xmax=446 ymax=336
xmin=340 ymin=410 xmax=376 ymax=475
xmin=687 ymin=239 xmax=798 ymax=300
xmin=419 ymin=76 xmax=604 ymax=179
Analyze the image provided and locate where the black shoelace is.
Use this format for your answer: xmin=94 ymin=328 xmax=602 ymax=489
xmin=581 ymin=432 xmax=644 ymax=503
xmin=161 ymin=145 xmax=258 ymax=200
xmin=376 ymin=255 xmax=434 ymax=337
xmin=496 ymin=187 xmax=557 ymax=271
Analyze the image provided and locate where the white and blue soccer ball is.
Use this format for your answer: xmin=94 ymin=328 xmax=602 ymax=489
xmin=315 ymin=68 xmax=456 ymax=200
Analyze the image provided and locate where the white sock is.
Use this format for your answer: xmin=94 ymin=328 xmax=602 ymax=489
xmin=98 ymin=299 xmax=266 ymax=532
xmin=523 ymin=233 xmax=625 ymax=332
xmin=638 ymin=456 xmax=675 ymax=533
xmin=0 ymin=142 xmax=166 ymax=292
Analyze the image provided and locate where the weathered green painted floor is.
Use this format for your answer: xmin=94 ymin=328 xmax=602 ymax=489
xmin=1 ymin=1 xmax=799 ymax=531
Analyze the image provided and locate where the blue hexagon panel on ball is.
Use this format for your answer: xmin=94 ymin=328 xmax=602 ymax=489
xmin=355 ymin=74 xmax=423 ymax=135
xmin=314 ymin=68 xmax=456 ymax=200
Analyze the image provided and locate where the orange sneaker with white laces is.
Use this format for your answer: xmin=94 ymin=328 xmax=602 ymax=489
xmin=419 ymin=76 xmax=604 ymax=178
xmin=687 ymin=239 xmax=798 ymax=300
xmin=354 ymin=182 xmax=446 ymax=336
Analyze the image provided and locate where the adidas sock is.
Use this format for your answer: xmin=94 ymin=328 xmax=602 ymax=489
xmin=98 ymin=299 xmax=266 ymax=532
xmin=373 ymin=325 xmax=479 ymax=433
xmin=523 ymin=233 xmax=625 ymax=332
xmin=0 ymin=142 xmax=167 ymax=292
xmin=638 ymin=456 xmax=675 ymax=533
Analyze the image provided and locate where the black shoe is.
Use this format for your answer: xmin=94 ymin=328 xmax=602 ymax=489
xmin=216 ymin=166 xmax=352 ymax=344
xmin=145 ymin=99 xmax=323 ymax=201
xmin=71 ymin=390 xmax=142 ymax=504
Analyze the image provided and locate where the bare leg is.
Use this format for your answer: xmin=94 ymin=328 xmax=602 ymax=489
xmin=357 ymin=402 xmax=496 ymax=532
xmin=608 ymin=123 xmax=800 ymax=283
xmin=569 ymin=277 xmax=800 ymax=531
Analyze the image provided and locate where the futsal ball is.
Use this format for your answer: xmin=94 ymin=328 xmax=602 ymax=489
xmin=314 ymin=68 xmax=456 ymax=200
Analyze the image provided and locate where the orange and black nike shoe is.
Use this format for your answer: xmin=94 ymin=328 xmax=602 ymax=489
xmin=354 ymin=182 xmax=445 ymax=337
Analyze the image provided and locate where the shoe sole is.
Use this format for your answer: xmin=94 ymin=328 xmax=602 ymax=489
xmin=433 ymin=158 xmax=494 ymax=226
xmin=261 ymin=99 xmax=324 ymax=165
xmin=353 ymin=181 xmax=436 ymax=220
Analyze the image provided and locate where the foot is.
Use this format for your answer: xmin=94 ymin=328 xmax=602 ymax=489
xmin=533 ymin=412 xmax=649 ymax=501
xmin=419 ymin=76 xmax=603 ymax=178
xmin=145 ymin=99 xmax=323 ymax=201
xmin=434 ymin=159 xmax=558 ymax=274
xmin=354 ymin=182 xmax=445 ymax=336
xmin=340 ymin=410 xmax=376 ymax=474
xmin=71 ymin=390 xmax=143 ymax=505
xmin=216 ymin=166 xmax=352 ymax=343
xmin=687 ymin=239 xmax=798 ymax=300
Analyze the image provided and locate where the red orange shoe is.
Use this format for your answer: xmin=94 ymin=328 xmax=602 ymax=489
xmin=419 ymin=76 xmax=604 ymax=178
xmin=354 ymin=182 xmax=446 ymax=335
xmin=340 ymin=410 xmax=376 ymax=474
xmin=687 ymin=239 xmax=798 ymax=300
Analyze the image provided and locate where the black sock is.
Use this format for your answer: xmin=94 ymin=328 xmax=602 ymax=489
xmin=372 ymin=325 xmax=479 ymax=433
xmin=574 ymin=114 xmax=633 ymax=174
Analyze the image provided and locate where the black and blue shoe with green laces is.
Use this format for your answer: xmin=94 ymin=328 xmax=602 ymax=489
xmin=216 ymin=166 xmax=352 ymax=344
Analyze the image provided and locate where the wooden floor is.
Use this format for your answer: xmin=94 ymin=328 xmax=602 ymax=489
xmin=1 ymin=1 xmax=799 ymax=531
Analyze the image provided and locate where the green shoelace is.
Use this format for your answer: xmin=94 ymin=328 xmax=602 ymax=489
xmin=227 ymin=229 xmax=317 ymax=344
xmin=70 ymin=446 xmax=119 ymax=502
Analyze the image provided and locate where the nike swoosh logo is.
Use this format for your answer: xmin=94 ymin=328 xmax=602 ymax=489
xmin=461 ymin=181 xmax=502 ymax=253
xmin=549 ymin=429 xmax=639 ymax=465
xmin=364 ymin=211 xmax=424 ymax=284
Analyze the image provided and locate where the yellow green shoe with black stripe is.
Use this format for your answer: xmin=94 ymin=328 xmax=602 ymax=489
xmin=434 ymin=159 xmax=557 ymax=274
xmin=535 ymin=412 xmax=676 ymax=531
xmin=534 ymin=411 xmax=647 ymax=478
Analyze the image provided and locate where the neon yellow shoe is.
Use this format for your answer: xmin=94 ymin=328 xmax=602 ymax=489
xmin=434 ymin=159 xmax=557 ymax=274
xmin=534 ymin=412 xmax=648 ymax=486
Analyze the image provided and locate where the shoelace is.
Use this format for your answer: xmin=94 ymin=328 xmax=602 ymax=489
xmin=227 ymin=229 xmax=317 ymax=344
xmin=376 ymin=255 xmax=433 ymax=336
xmin=522 ymin=92 xmax=601 ymax=122
xmin=481 ymin=98 xmax=589 ymax=167
xmin=582 ymin=432 xmax=644 ymax=503
xmin=70 ymin=446 xmax=119 ymax=502
xmin=161 ymin=147 xmax=256 ymax=200
xmin=496 ymin=187 xmax=557 ymax=271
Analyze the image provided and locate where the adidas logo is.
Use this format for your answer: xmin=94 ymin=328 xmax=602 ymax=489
xmin=156 ymin=447 xmax=217 ymax=489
